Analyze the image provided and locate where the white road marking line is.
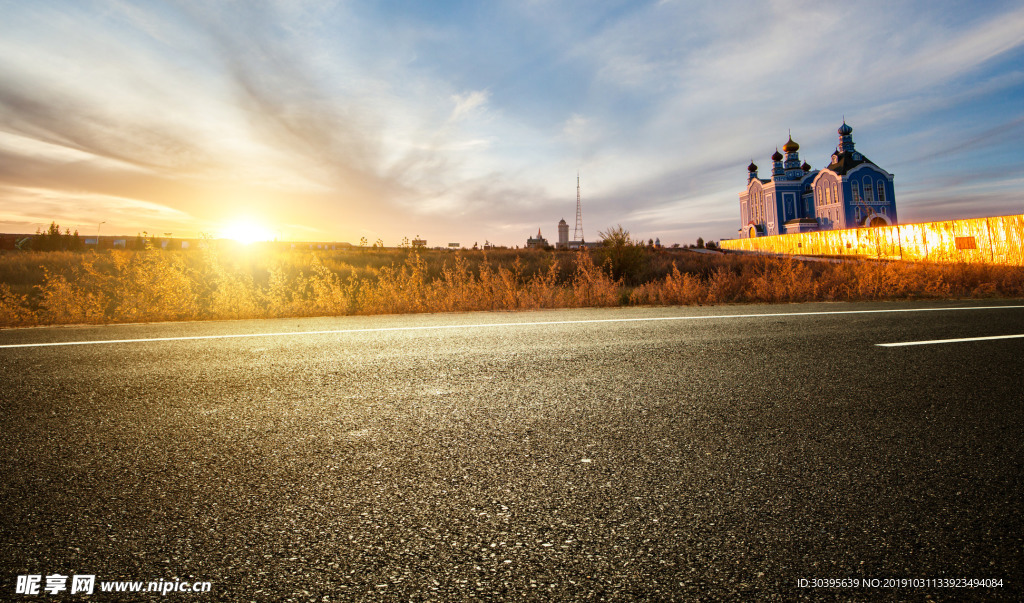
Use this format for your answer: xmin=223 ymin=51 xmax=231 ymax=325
xmin=1 ymin=305 xmax=1022 ymax=349
xmin=877 ymin=334 xmax=1024 ymax=347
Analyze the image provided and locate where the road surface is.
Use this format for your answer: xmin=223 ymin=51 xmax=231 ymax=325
xmin=2 ymin=301 xmax=1022 ymax=600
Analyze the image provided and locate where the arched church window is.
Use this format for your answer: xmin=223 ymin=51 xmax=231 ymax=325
xmin=877 ymin=181 xmax=886 ymax=203
xmin=852 ymin=181 xmax=861 ymax=204
xmin=832 ymin=183 xmax=838 ymax=204
xmin=863 ymin=178 xmax=874 ymax=203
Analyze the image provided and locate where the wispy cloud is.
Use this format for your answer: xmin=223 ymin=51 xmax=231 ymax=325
xmin=0 ymin=0 xmax=1021 ymax=245
xmin=450 ymin=90 xmax=491 ymax=122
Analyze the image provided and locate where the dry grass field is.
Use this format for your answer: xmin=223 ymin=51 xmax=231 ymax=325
xmin=1 ymin=245 xmax=1023 ymax=328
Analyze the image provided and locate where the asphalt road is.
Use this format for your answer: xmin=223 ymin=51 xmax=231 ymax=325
xmin=2 ymin=301 xmax=1022 ymax=601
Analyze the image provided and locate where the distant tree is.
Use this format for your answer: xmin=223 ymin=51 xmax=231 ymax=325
xmin=696 ymin=237 xmax=705 ymax=249
xmin=375 ymin=238 xmax=384 ymax=248
xmin=705 ymin=240 xmax=718 ymax=250
xmin=34 ymin=222 xmax=68 ymax=251
xmin=597 ymin=225 xmax=645 ymax=284
xmin=48 ymin=222 xmax=64 ymax=250
xmin=29 ymin=223 xmax=85 ymax=251
xmin=473 ymin=242 xmax=479 ymax=250
xmin=359 ymin=236 xmax=368 ymax=247
xmin=648 ymin=238 xmax=654 ymax=247
xmin=598 ymin=225 xmax=633 ymax=248
xmin=671 ymin=243 xmax=680 ymax=248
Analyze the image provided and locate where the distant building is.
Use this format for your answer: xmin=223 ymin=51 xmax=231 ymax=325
xmin=738 ymin=121 xmax=897 ymax=238
xmin=412 ymin=237 xmax=427 ymax=248
xmin=557 ymin=219 xmax=570 ymax=249
xmin=526 ymin=228 xmax=548 ymax=249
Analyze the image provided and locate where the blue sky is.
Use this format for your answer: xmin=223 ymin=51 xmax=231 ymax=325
xmin=1 ymin=0 xmax=1022 ymax=246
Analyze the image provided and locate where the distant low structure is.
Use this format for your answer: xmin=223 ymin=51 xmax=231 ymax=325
xmin=738 ymin=121 xmax=897 ymax=238
xmin=566 ymin=239 xmax=602 ymax=250
xmin=526 ymin=228 xmax=548 ymax=249
xmin=289 ymin=241 xmax=353 ymax=250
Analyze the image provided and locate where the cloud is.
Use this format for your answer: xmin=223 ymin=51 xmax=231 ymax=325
xmin=450 ymin=90 xmax=491 ymax=122
xmin=0 ymin=1 xmax=1021 ymax=245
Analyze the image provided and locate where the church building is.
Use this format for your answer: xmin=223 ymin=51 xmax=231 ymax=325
xmin=738 ymin=121 xmax=897 ymax=238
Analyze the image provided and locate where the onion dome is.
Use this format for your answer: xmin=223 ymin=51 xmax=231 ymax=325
xmin=747 ymin=160 xmax=758 ymax=172
xmin=782 ymin=135 xmax=799 ymax=153
xmin=801 ymin=161 xmax=811 ymax=171
xmin=838 ymin=121 xmax=853 ymax=136
xmin=771 ymin=148 xmax=783 ymax=162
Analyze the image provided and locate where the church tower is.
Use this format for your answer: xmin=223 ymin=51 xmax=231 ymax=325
xmin=836 ymin=120 xmax=855 ymax=155
xmin=783 ymin=134 xmax=803 ymax=180
xmin=771 ymin=148 xmax=785 ymax=180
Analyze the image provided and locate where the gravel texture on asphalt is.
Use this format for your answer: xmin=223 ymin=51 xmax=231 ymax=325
xmin=1 ymin=301 xmax=1022 ymax=601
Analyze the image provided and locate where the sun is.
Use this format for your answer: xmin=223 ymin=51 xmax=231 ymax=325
xmin=220 ymin=219 xmax=276 ymax=245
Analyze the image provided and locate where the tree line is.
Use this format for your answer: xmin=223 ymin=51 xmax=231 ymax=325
xmin=29 ymin=222 xmax=85 ymax=252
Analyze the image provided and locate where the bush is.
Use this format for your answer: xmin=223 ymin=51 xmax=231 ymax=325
xmin=595 ymin=225 xmax=647 ymax=285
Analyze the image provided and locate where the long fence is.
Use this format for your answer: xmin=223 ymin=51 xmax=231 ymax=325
xmin=719 ymin=214 xmax=1024 ymax=266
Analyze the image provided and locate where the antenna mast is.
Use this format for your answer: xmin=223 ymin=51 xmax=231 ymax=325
xmin=574 ymin=173 xmax=584 ymax=242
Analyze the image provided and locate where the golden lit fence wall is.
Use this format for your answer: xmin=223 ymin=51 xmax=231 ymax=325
xmin=719 ymin=214 xmax=1024 ymax=266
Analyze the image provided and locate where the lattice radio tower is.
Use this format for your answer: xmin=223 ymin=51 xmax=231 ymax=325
xmin=574 ymin=172 xmax=584 ymax=242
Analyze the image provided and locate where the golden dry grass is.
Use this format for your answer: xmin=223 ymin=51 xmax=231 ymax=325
xmin=1 ymin=246 xmax=1022 ymax=328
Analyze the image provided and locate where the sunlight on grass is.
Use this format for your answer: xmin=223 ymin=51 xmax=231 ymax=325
xmin=0 ymin=247 xmax=1022 ymax=327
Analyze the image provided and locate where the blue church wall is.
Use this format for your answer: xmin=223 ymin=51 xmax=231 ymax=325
xmin=782 ymin=192 xmax=796 ymax=222
xmin=845 ymin=164 xmax=897 ymax=227
xmin=812 ymin=171 xmax=843 ymax=229
xmin=802 ymin=193 xmax=814 ymax=219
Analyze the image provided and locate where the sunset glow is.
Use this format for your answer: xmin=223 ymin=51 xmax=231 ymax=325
xmin=1 ymin=2 xmax=1022 ymax=246
xmin=220 ymin=220 xmax=276 ymax=245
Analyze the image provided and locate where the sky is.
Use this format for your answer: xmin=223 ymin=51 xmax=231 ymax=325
xmin=1 ymin=0 xmax=1022 ymax=247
